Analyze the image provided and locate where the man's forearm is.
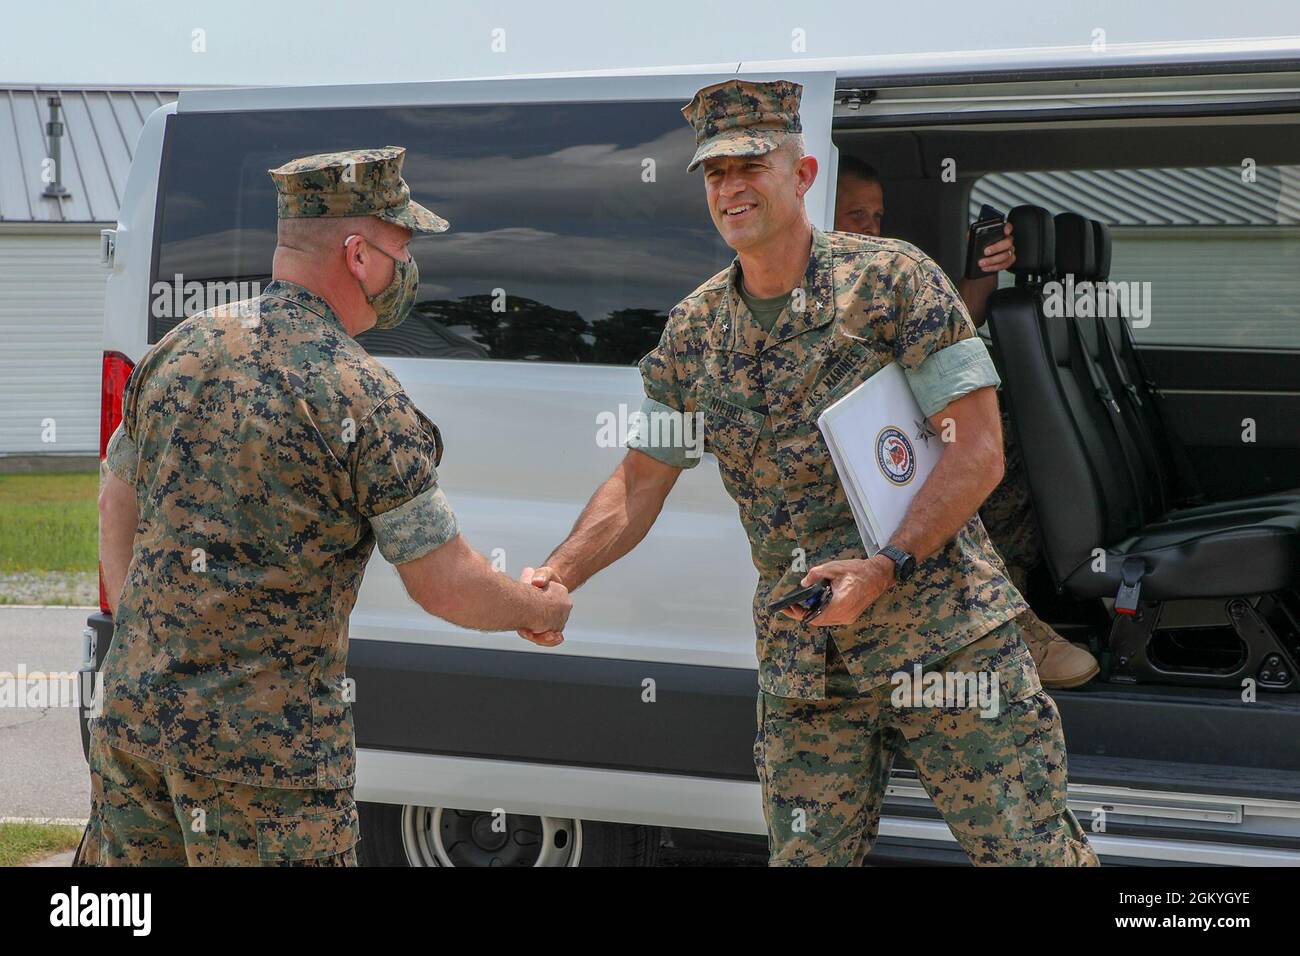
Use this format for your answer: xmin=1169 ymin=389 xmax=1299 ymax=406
xmin=443 ymin=543 xmax=559 ymax=631
xmin=98 ymin=470 xmax=138 ymax=615
xmin=956 ymin=275 xmax=997 ymax=328
xmin=545 ymin=452 xmax=676 ymax=590
xmin=888 ymin=397 xmax=1003 ymax=562
xmin=401 ymin=534 xmax=562 ymax=633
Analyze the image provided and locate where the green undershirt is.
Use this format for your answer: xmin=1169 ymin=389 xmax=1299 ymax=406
xmin=738 ymin=275 xmax=792 ymax=335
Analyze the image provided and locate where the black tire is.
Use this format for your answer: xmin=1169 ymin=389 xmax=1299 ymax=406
xmin=576 ymin=820 xmax=661 ymax=867
xmin=357 ymin=801 xmax=408 ymax=866
xmin=357 ymin=801 xmax=660 ymax=867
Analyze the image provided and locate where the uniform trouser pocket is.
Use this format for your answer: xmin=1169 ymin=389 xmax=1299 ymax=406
xmin=254 ymin=803 xmax=360 ymax=865
xmin=168 ymin=773 xmax=360 ymax=867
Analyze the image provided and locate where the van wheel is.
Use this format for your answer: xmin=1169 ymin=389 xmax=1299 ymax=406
xmin=357 ymin=801 xmax=660 ymax=867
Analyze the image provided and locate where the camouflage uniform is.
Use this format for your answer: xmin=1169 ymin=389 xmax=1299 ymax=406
xmin=629 ymin=80 xmax=1097 ymax=866
xmin=977 ymin=407 xmax=1070 ymax=652
xmin=980 ymin=407 xmax=1044 ymax=594
xmin=77 ymin=147 xmax=454 ymax=866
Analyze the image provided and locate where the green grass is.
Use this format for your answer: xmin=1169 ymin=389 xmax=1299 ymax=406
xmin=0 ymin=822 xmax=85 ymax=867
xmin=0 ymin=473 xmax=99 ymax=573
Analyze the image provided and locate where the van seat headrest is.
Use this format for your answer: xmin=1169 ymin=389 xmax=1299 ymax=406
xmin=1054 ymin=212 xmax=1096 ymax=281
xmin=1089 ymin=219 xmax=1112 ymax=281
xmin=1007 ymin=205 xmax=1055 ymax=276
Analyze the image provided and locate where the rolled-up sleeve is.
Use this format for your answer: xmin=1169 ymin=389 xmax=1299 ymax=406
xmin=904 ymin=336 xmax=1001 ymax=418
xmin=892 ymin=255 xmax=1000 ymax=417
xmin=353 ymin=391 xmax=459 ymax=564
xmin=104 ymin=422 xmax=138 ymax=486
xmin=629 ymin=314 xmax=702 ymax=469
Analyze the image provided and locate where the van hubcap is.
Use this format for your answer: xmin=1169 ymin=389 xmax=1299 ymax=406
xmin=400 ymin=805 xmax=582 ymax=867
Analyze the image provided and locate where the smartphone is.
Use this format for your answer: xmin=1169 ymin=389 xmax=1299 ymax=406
xmin=767 ymin=579 xmax=831 ymax=614
xmin=964 ymin=203 xmax=1006 ymax=280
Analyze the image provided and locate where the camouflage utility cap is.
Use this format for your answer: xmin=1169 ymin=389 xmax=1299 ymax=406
xmin=682 ymin=79 xmax=803 ymax=172
xmin=268 ymin=146 xmax=449 ymax=236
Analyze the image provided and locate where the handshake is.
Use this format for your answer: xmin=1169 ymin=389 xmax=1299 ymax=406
xmin=515 ymin=565 xmax=570 ymax=648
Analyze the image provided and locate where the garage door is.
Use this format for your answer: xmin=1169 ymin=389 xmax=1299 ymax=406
xmin=0 ymin=228 xmax=106 ymax=455
xmin=1111 ymin=229 xmax=1300 ymax=350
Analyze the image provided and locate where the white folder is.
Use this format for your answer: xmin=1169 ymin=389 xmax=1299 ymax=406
xmin=816 ymin=361 xmax=944 ymax=554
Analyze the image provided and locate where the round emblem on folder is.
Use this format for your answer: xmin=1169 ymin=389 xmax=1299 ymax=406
xmin=875 ymin=426 xmax=916 ymax=485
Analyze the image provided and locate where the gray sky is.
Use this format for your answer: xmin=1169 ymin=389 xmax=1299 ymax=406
xmin=4 ymin=0 xmax=1299 ymax=88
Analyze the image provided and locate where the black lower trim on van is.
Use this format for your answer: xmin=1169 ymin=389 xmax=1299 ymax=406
xmin=346 ymin=638 xmax=1300 ymax=804
xmin=79 ymin=617 xmax=1300 ymax=805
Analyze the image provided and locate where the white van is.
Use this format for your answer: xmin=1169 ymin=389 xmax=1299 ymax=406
xmin=83 ymin=37 xmax=1300 ymax=865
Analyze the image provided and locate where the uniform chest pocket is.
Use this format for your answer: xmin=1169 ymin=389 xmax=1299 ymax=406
xmin=700 ymin=391 xmax=765 ymax=476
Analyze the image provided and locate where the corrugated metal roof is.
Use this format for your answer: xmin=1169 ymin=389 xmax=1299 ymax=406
xmin=0 ymin=88 xmax=177 ymax=224
xmin=972 ymin=166 xmax=1300 ymax=226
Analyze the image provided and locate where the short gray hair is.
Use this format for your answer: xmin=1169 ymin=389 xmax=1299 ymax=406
xmin=778 ymin=132 xmax=805 ymax=162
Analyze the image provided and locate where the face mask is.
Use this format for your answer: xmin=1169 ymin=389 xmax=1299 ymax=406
xmin=346 ymin=235 xmax=419 ymax=329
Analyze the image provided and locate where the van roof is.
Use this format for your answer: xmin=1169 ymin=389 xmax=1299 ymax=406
xmin=504 ymin=34 xmax=1300 ymax=83
xmin=177 ymin=34 xmax=1300 ymax=114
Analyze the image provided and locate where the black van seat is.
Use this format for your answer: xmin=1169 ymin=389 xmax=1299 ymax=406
xmin=1054 ymin=212 xmax=1300 ymax=523
xmin=1064 ymin=510 xmax=1300 ymax=599
xmin=987 ymin=205 xmax=1300 ymax=687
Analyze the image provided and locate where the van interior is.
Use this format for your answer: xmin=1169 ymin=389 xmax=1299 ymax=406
xmin=834 ymin=111 xmax=1300 ymax=797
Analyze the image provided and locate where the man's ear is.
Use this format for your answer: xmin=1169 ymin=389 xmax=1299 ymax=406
xmin=796 ymin=154 xmax=819 ymax=197
xmin=341 ymin=233 xmax=367 ymax=281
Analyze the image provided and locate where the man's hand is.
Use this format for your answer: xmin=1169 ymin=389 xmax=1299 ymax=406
xmin=518 ymin=566 xmax=568 ymax=646
xmin=959 ymin=221 xmax=1016 ymax=326
xmin=975 ymin=221 xmax=1015 ymax=274
xmin=781 ymin=555 xmax=895 ymax=627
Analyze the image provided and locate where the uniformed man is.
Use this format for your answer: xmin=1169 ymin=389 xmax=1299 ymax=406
xmin=81 ymin=146 xmax=571 ymax=866
xmin=834 ymin=155 xmax=1099 ymax=689
xmin=521 ymin=82 xmax=1098 ymax=865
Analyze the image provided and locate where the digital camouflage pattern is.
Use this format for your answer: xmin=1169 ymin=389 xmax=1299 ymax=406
xmin=978 ymin=408 xmax=1078 ymax=656
xmin=637 ymin=228 xmax=1029 ymax=700
xmin=980 ymin=406 xmax=1044 ymax=592
xmin=682 ymin=79 xmax=804 ymax=172
xmin=755 ymin=619 xmax=1099 ymax=865
xmin=268 ymin=146 xmax=450 ymax=235
xmin=97 ymin=279 xmax=458 ymax=789
xmin=76 ymin=734 xmax=358 ymax=866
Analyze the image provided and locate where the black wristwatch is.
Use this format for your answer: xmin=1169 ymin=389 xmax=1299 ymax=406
xmin=879 ymin=544 xmax=916 ymax=583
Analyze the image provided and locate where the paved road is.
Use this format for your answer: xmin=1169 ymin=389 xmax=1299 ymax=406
xmin=0 ymin=606 xmax=94 ymax=821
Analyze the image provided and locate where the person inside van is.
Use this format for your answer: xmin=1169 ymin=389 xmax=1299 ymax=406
xmin=834 ymin=155 xmax=1099 ymax=689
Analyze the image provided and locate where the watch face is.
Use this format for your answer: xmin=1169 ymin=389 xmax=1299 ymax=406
xmin=885 ymin=547 xmax=914 ymax=580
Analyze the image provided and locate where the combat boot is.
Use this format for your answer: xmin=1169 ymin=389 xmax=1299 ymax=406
xmin=1018 ymin=611 xmax=1099 ymax=689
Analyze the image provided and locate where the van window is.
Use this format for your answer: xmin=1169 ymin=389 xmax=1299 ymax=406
xmin=151 ymin=102 xmax=731 ymax=364
xmin=971 ymin=165 xmax=1300 ymax=350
